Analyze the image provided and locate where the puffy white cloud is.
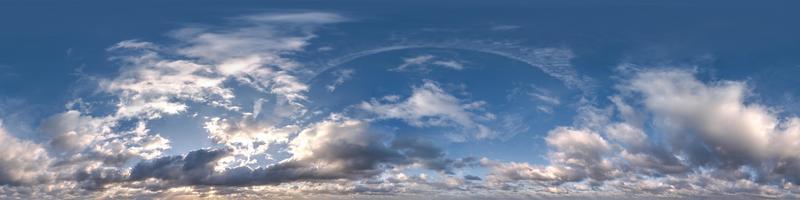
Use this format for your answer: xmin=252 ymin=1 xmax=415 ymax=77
xmin=105 ymin=115 xmax=477 ymax=191
xmin=545 ymin=128 xmax=613 ymax=172
xmin=605 ymin=123 xmax=647 ymax=150
xmin=485 ymin=68 xmax=800 ymax=197
xmin=40 ymin=110 xmax=114 ymax=152
xmin=359 ymin=80 xmax=495 ymax=139
xmin=101 ymin=12 xmax=347 ymax=122
xmin=39 ymin=12 xmax=349 ymax=185
xmin=485 ymin=127 xmax=616 ymax=184
xmin=204 ymin=117 xmax=298 ymax=166
xmin=0 ymin=120 xmax=52 ymax=186
xmin=283 ymin=118 xmax=405 ymax=179
xmin=89 ymin=121 xmax=171 ymax=165
xmin=39 ymin=111 xmax=170 ymax=167
xmin=49 ymin=12 xmax=350 ymax=192
xmin=616 ymin=70 xmax=800 ymax=185
xmin=627 ymin=69 xmax=776 ymax=166
xmin=0 ymin=11 xmax=517 ymax=199
xmin=102 ymin=46 xmax=235 ymax=119
xmin=162 ymin=13 xmax=348 ymax=119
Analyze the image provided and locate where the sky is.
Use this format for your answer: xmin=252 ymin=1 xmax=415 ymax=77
xmin=1 ymin=0 xmax=800 ymax=199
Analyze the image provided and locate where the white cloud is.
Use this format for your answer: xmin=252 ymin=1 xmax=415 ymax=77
xmin=0 ymin=120 xmax=52 ymax=186
xmin=101 ymin=12 xmax=347 ymax=122
xmin=39 ymin=111 xmax=171 ymax=167
xmin=204 ymin=117 xmax=298 ymax=166
xmin=288 ymin=118 xmax=394 ymax=168
xmin=1 ymin=12 xmax=350 ymax=196
xmin=102 ymin=47 xmax=235 ymax=119
xmin=604 ymin=123 xmax=647 ymax=150
xmin=392 ymin=55 xmax=465 ymax=72
xmin=484 ymin=68 xmax=800 ymax=197
xmin=485 ymin=127 xmax=616 ymax=184
xmin=393 ymin=55 xmax=435 ymax=71
xmin=240 ymin=12 xmax=348 ymax=24
xmin=359 ymin=81 xmax=495 ymax=139
xmin=40 ymin=110 xmax=114 ymax=152
xmin=92 ymin=121 xmax=171 ymax=163
xmin=432 ymin=60 xmax=464 ymax=70
xmin=107 ymin=40 xmax=157 ymax=50
xmin=627 ymin=70 xmax=775 ymax=166
xmin=326 ymin=69 xmax=355 ymax=92
xmin=532 ymin=93 xmax=560 ymax=105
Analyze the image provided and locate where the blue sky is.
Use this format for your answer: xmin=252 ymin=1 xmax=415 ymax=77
xmin=2 ymin=0 xmax=800 ymax=199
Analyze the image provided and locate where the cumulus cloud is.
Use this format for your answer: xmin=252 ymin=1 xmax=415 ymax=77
xmin=117 ymin=117 xmax=472 ymax=188
xmin=7 ymin=7 xmax=800 ymax=199
xmin=626 ymin=70 xmax=775 ymax=167
xmin=239 ymin=117 xmax=472 ymax=184
xmin=626 ymin=70 xmax=800 ymax=184
xmin=102 ymin=44 xmax=234 ymax=118
xmin=484 ymin=68 xmax=800 ymax=197
xmin=204 ymin=117 xmax=298 ymax=166
xmin=0 ymin=11 xmax=355 ymax=197
xmin=39 ymin=111 xmax=170 ymax=167
xmin=484 ymin=127 xmax=617 ymax=185
xmin=100 ymin=11 xmax=347 ymax=122
xmin=40 ymin=110 xmax=114 ymax=152
xmin=359 ymin=80 xmax=496 ymax=139
xmin=0 ymin=120 xmax=52 ymax=186
xmin=69 ymin=10 xmax=345 ymax=168
xmin=126 ymin=118 xmax=399 ymax=186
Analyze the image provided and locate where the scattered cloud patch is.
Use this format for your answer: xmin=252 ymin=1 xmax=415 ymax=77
xmin=432 ymin=60 xmax=464 ymax=70
xmin=391 ymin=55 xmax=466 ymax=72
xmin=326 ymin=69 xmax=355 ymax=92
xmin=359 ymin=80 xmax=496 ymax=140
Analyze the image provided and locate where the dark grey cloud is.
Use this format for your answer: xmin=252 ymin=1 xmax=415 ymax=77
xmin=390 ymin=137 xmax=477 ymax=174
xmin=74 ymin=167 xmax=127 ymax=190
xmin=464 ymin=175 xmax=482 ymax=181
xmin=129 ymin=148 xmax=229 ymax=184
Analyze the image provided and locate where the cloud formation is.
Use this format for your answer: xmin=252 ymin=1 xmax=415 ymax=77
xmin=359 ymin=80 xmax=496 ymax=139
xmin=391 ymin=55 xmax=465 ymax=72
xmin=0 ymin=121 xmax=52 ymax=186
xmin=92 ymin=116 xmax=472 ymax=190
xmin=484 ymin=69 xmax=800 ymax=198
